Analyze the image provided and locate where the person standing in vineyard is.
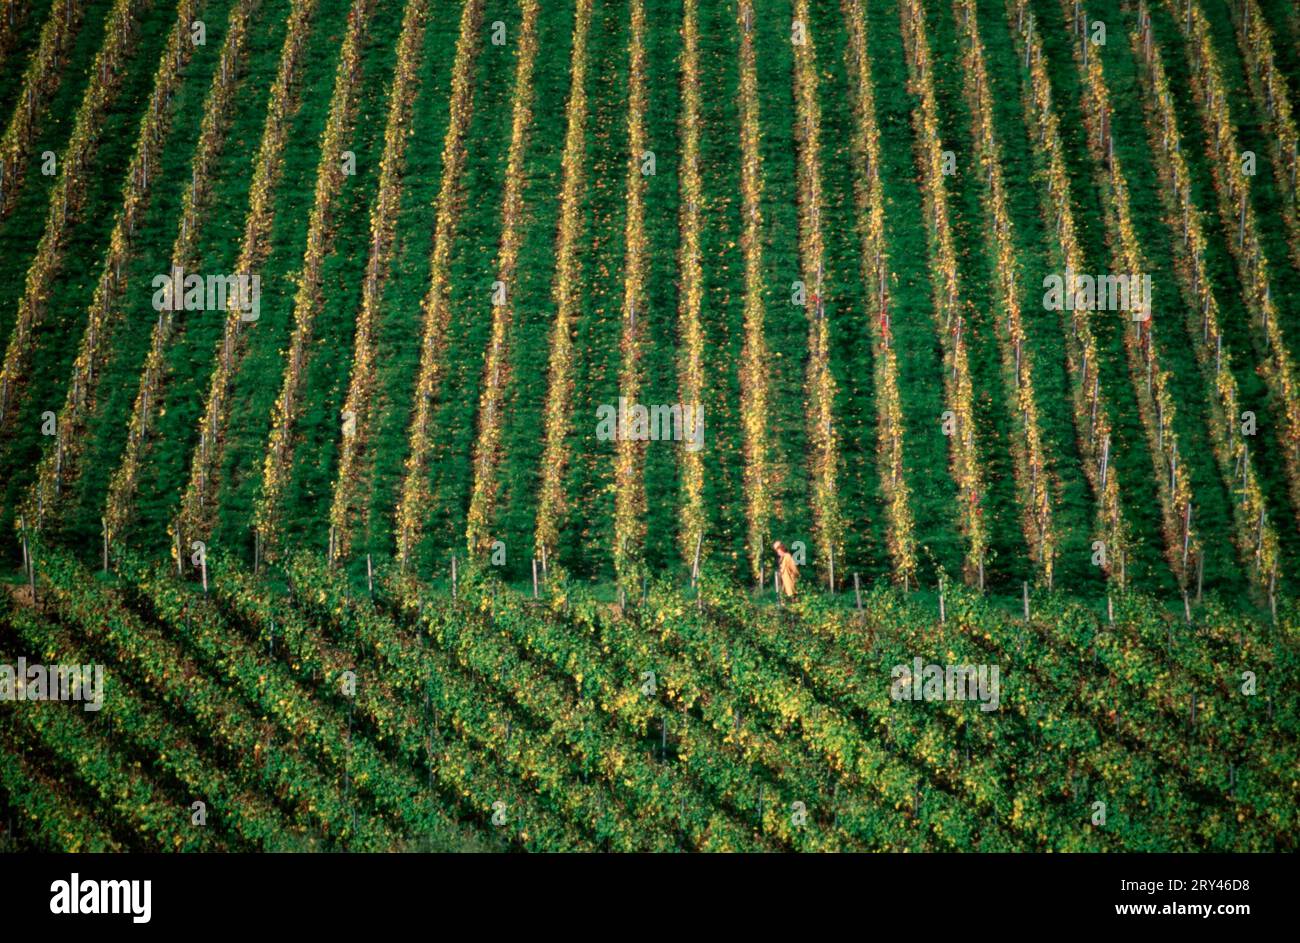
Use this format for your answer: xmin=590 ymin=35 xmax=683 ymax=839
xmin=772 ymin=541 xmax=799 ymax=598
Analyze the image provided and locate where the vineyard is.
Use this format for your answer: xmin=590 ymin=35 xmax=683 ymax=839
xmin=0 ymin=0 xmax=1296 ymax=852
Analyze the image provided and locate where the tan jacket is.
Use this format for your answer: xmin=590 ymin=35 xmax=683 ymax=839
xmin=777 ymin=552 xmax=799 ymax=597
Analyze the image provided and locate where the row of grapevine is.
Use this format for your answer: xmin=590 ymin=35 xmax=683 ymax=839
xmin=1061 ymin=0 xmax=1198 ymax=587
xmin=326 ymin=0 xmax=428 ymax=563
xmin=532 ymin=0 xmax=593 ymax=562
xmin=733 ymin=2 xmax=772 ymax=582
xmin=0 ymin=0 xmax=33 ymax=75
xmin=1158 ymin=0 xmax=1300 ymax=530
xmin=947 ymin=590 xmax=1291 ymax=848
xmin=791 ymin=2 xmax=844 ymax=587
xmin=673 ymin=0 xmax=706 ymax=570
xmin=0 ymin=699 xmax=218 ymax=851
xmin=174 ymin=0 xmax=320 ymax=553
xmin=117 ymin=554 xmax=506 ymax=849
xmin=640 ymin=583 xmax=1002 ymax=849
xmin=31 ymin=545 xmax=394 ymax=846
xmin=102 ymin=0 xmax=256 ymax=547
xmin=291 ymin=563 xmax=765 ymax=850
xmin=1128 ymin=2 xmax=1280 ymax=592
xmin=900 ymin=0 xmax=991 ymax=586
xmin=953 ymin=0 xmax=1056 ymax=585
xmin=713 ymin=584 xmax=1134 ymax=848
xmin=0 ymin=735 xmax=119 ymax=852
xmin=26 ymin=0 xmax=205 ymax=531
xmin=0 ymin=0 xmax=147 ymax=424
xmin=252 ymin=0 xmax=370 ymax=556
xmin=1231 ymin=0 xmax=1300 ymax=269
xmin=0 ymin=0 xmax=82 ymax=217
xmin=392 ymin=0 xmax=483 ymax=568
xmin=986 ymin=595 xmax=1297 ymax=841
xmin=212 ymin=567 xmax=604 ymax=850
xmin=611 ymin=0 xmax=650 ymax=584
xmin=1006 ymin=0 xmax=1128 ymax=585
xmin=40 ymin=548 xmax=395 ymax=842
xmin=403 ymin=572 xmax=929 ymax=850
xmin=462 ymin=0 xmax=539 ymax=560
xmin=5 ymin=601 xmax=293 ymax=849
xmin=396 ymin=576 xmax=832 ymax=848
xmin=840 ymin=0 xmax=917 ymax=586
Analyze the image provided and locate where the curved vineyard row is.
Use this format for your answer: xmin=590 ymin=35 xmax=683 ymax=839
xmin=1231 ymin=0 xmax=1300 ymax=270
xmin=791 ymin=1 xmax=844 ymax=588
xmin=731 ymin=2 xmax=772 ymax=582
xmin=532 ymin=0 xmax=593 ymax=563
